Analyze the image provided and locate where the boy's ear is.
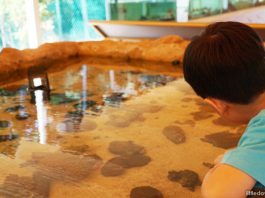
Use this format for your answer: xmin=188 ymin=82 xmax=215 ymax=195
xmin=204 ymin=98 xmax=229 ymax=115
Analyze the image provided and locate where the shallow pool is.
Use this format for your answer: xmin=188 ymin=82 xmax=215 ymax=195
xmin=0 ymin=59 xmax=244 ymax=198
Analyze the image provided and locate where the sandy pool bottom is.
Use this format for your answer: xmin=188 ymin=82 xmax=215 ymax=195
xmin=0 ymin=77 xmax=245 ymax=198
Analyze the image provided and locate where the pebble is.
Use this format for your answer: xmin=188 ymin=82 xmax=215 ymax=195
xmin=163 ymin=126 xmax=186 ymax=144
xmin=108 ymin=141 xmax=145 ymax=156
xmin=168 ymin=170 xmax=201 ymax=191
xmin=5 ymin=105 xmax=25 ymax=112
xmin=15 ymin=113 xmax=30 ymax=120
xmin=0 ymin=120 xmax=11 ymax=128
xmin=101 ymin=161 xmax=125 ymax=177
xmin=201 ymin=131 xmax=241 ymax=149
xmin=108 ymin=154 xmax=151 ymax=168
xmin=130 ymin=186 xmax=163 ymax=198
xmin=73 ymin=100 xmax=96 ymax=110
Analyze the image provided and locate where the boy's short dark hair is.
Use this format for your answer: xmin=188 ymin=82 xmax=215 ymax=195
xmin=183 ymin=21 xmax=265 ymax=104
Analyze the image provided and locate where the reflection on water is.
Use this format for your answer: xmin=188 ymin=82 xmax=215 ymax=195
xmin=35 ymin=90 xmax=48 ymax=144
xmin=0 ymin=61 xmax=247 ymax=198
xmin=0 ymin=64 xmax=177 ymax=156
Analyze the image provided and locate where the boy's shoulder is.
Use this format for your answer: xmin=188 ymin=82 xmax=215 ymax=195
xmin=240 ymin=109 xmax=265 ymax=145
xmin=221 ymin=109 xmax=265 ymax=187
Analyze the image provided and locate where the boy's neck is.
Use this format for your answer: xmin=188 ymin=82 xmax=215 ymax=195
xmin=232 ymin=92 xmax=265 ymax=123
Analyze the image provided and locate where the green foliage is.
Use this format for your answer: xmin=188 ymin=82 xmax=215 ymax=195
xmin=0 ymin=0 xmax=105 ymax=50
xmin=0 ymin=0 xmax=28 ymax=48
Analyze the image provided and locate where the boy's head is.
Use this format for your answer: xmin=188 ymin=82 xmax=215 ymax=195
xmin=183 ymin=21 xmax=265 ymax=123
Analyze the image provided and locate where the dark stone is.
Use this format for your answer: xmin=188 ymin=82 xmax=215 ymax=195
xmin=130 ymin=186 xmax=163 ymax=198
xmin=108 ymin=154 xmax=151 ymax=168
xmin=108 ymin=141 xmax=145 ymax=156
xmin=59 ymin=119 xmax=81 ymax=132
xmin=212 ymin=117 xmax=239 ymax=127
xmin=5 ymin=105 xmax=25 ymax=112
xmin=141 ymin=75 xmax=176 ymax=87
xmin=168 ymin=170 xmax=201 ymax=191
xmin=50 ymin=93 xmax=79 ymax=105
xmin=80 ymin=119 xmax=97 ymax=131
xmin=107 ymin=111 xmax=145 ymax=128
xmin=0 ymin=133 xmax=19 ymax=142
xmin=201 ymin=131 xmax=241 ymax=149
xmin=60 ymin=110 xmax=94 ymax=132
xmin=194 ymin=98 xmax=216 ymax=113
xmin=15 ymin=112 xmax=30 ymax=120
xmin=90 ymin=105 xmax=103 ymax=113
xmin=0 ymin=88 xmax=17 ymax=96
xmin=191 ymin=111 xmax=214 ymax=121
xmin=101 ymin=161 xmax=125 ymax=177
xmin=0 ymin=120 xmax=11 ymax=129
xmin=66 ymin=110 xmax=84 ymax=118
xmin=202 ymin=162 xmax=215 ymax=169
xmin=172 ymin=60 xmax=180 ymax=66
xmin=190 ymin=99 xmax=216 ymax=121
xmin=103 ymin=93 xmax=127 ymax=106
xmin=163 ymin=126 xmax=186 ymax=144
xmin=73 ymin=100 xmax=97 ymax=110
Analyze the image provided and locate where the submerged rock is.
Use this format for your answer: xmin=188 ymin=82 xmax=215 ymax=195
xmin=108 ymin=141 xmax=145 ymax=156
xmin=163 ymin=126 xmax=186 ymax=144
xmin=212 ymin=117 xmax=239 ymax=127
xmin=66 ymin=110 xmax=84 ymax=118
xmin=102 ymin=140 xmax=151 ymax=177
xmin=172 ymin=59 xmax=180 ymax=65
xmin=5 ymin=105 xmax=25 ymax=112
xmin=201 ymin=131 xmax=241 ymax=149
xmin=0 ymin=133 xmax=19 ymax=142
xmin=168 ymin=170 xmax=201 ymax=191
xmin=103 ymin=92 xmax=127 ymax=106
xmin=130 ymin=186 xmax=163 ymax=198
xmin=0 ymin=120 xmax=11 ymax=129
xmin=191 ymin=111 xmax=214 ymax=121
xmin=15 ymin=112 xmax=30 ymax=120
xmin=107 ymin=111 xmax=145 ymax=128
xmin=50 ymin=93 xmax=79 ymax=105
xmin=108 ymin=154 xmax=151 ymax=168
xmin=73 ymin=100 xmax=97 ymax=110
xmin=101 ymin=161 xmax=125 ymax=177
xmin=0 ymin=88 xmax=17 ymax=96
xmin=140 ymin=75 xmax=176 ymax=87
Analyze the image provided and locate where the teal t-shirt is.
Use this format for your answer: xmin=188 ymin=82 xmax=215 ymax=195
xmin=221 ymin=109 xmax=265 ymax=188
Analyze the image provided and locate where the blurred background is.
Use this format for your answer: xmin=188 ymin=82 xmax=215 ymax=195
xmin=1 ymin=0 xmax=265 ymax=50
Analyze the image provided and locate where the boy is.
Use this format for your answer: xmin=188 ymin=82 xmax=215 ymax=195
xmin=183 ymin=21 xmax=265 ymax=198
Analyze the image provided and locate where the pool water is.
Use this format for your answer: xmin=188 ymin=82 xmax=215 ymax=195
xmin=0 ymin=59 xmax=244 ymax=198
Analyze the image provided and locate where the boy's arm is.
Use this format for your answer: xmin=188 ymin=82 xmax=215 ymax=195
xmin=202 ymin=164 xmax=256 ymax=198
